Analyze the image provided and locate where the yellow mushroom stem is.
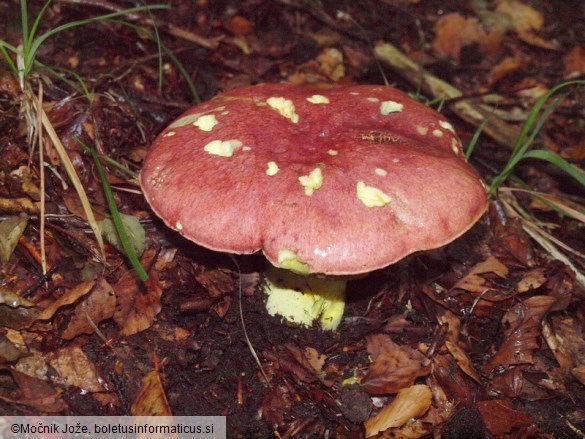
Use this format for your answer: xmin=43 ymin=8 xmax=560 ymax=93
xmin=264 ymin=266 xmax=347 ymax=331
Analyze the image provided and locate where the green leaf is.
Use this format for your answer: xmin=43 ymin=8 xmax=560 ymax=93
xmin=98 ymin=214 xmax=145 ymax=258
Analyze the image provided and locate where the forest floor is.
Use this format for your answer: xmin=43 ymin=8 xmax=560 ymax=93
xmin=0 ymin=0 xmax=584 ymax=437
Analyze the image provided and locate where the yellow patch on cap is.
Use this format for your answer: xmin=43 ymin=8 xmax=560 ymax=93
xmin=203 ymin=139 xmax=243 ymax=157
xmin=266 ymin=97 xmax=299 ymax=123
xmin=306 ymin=95 xmax=330 ymax=104
xmin=299 ymin=167 xmax=323 ymax=196
xmin=266 ymin=161 xmax=279 ymax=176
xmin=193 ymin=114 xmax=218 ymax=131
xmin=380 ymin=100 xmax=404 ymax=115
xmin=356 ymin=181 xmax=391 ymax=207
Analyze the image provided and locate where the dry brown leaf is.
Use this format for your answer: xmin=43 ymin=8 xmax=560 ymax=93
xmin=543 ymin=315 xmax=585 ymax=376
xmin=114 ymin=249 xmax=162 ymax=336
xmin=62 ymin=277 xmax=116 ymax=339
xmin=495 ymin=0 xmax=558 ymax=49
xmin=453 ymin=256 xmax=509 ymax=294
xmin=36 ymin=280 xmax=95 ymax=321
xmin=516 ymin=268 xmax=546 ymax=293
xmin=477 ymin=399 xmax=533 ymax=436
xmin=445 ymin=340 xmax=481 ymax=383
xmin=437 ymin=310 xmax=461 ymax=342
xmin=487 ymin=56 xmax=528 ymax=87
xmin=362 ymin=337 xmax=431 ymax=395
xmin=572 ymin=365 xmax=585 ymax=385
xmin=564 ymin=46 xmax=585 ymax=79
xmin=44 ymin=346 xmax=106 ymax=392
xmin=0 ymin=369 xmax=68 ymax=413
xmin=364 ymin=384 xmax=432 ymax=437
xmin=433 ymin=13 xmax=503 ymax=62
xmin=366 ymin=333 xmax=398 ymax=359
xmin=432 ymin=353 xmax=479 ymax=406
xmin=131 ymin=365 xmax=172 ymax=416
xmin=316 ymin=47 xmax=345 ymax=81
xmin=195 ymin=268 xmax=235 ymax=299
xmin=484 ymin=296 xmax=555 ymax=372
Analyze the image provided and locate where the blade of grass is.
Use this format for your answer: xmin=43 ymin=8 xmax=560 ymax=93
xmin=465 ymin=114 xmax=491 ymax=160
xmin=109 ymin=19 xmax=200 ymax=103
xmin=32 ymin=92 xmax=106 ymax=262
xmin=76 ymin=140 xmax=139 ymax=180
xmin=489 ymin=80 xmax=585 ymax=194
xmin=24 ymin=5 xmax=170 ymax=77
xmin=522 ymin=150 xmax=585 ymax=187
xmin=84 ymin=141 xmax=148 ymax=282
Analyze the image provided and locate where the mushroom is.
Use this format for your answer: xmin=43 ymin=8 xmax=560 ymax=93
xmin=141 ymin=84 xmax=488 ymax=330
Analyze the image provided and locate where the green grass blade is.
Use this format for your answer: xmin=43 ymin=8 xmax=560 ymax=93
xmin=86 ymin=143 xmax=148 ymax=282
xmin=0 ymin=45 xmax=18 ymax=75
xmin=26 ymin=0 xmax=52 ymax=54
xmin=38 ymin=63 xmax=93 ymax=102
xmin=108 ymin=19 xmax=200 ymax=104
xmin=20 ymin=0 xmax=29 ymax=52
xmin=522 ymin=150 xmax=585 ymax=187
xmin=512 ymin=80 xmax=585 ymax=154
xmin=489 ymin=80 xmax=585 ymax=194
xmin=25 ymin=4 xmax=170 ymax=76
xmin=465 ymin=115 xmax=490 ymax=160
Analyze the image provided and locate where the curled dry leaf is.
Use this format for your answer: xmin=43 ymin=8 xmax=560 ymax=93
xmin=364 ymin=384 xmax=432 ymax=437
xmin=453 ymin=256 xmax=509 ymax=295
xmin=131 ymin=364 xmax=172 ymax=416
xmin=445 ymin=340 xmax=481 ymax=384
xmin=36 ymin=280 xmax=96 ymax=321
xmin=542 ymin=315 xmax=585 ymax=379
xmin=61 ymin=277 xmax=116 ymax=340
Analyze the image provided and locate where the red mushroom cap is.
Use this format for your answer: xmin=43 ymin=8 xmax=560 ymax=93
xmin=141 ymin=84 xmax=487 ymax=275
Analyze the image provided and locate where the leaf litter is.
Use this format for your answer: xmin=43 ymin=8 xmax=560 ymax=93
xmin=0 ymin=0 xmax=584 ymax=437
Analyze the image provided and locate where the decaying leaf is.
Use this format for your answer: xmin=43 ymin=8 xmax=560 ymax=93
xmin=61 ymin=277 xmax=116 ymax=339
xmin=445 ymin=340 xmax=481 ymax=383
xmin=454 ymin=256 xmax=509 ymax=294
xmin=114 ymin=249 xmax=162 ymax=336
xmin=0 ymin=369 xmax=68 ymax=413
xmin=0 ymin=287 xmax=35 ymax=308
xmin=36 ymin=280 xmax=96 ymax=321
xmin=98 ymin=213 xmax=145 ymax=257
xmin=433 ymin=13 xmax=503 ymax=62
xmin=0 ymin=213 xmax=29 ymax=262
xmin=495 ymin=0 xmax=558 ymax=49
xmin=131 ymin=363 xmax=172 ymax=416
xmin=484 ymin=296 xmax=555 ymax=372
xmin=362 ymin=334 xmax=431 ymax=395
xmin=516 ymin=268 xmax=546 ymax=293
xmin=44 ymin=346 xmax=106 ymax=392
xmin=364 ymin=384 xmax=432 ymax=437
xmin=195 ymin=268 xmax=235 ymax=298
xmin=477 ymin=399 xmax=533 ymax=435
xmin=542 ymin=315 xmax=585 ymax=379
